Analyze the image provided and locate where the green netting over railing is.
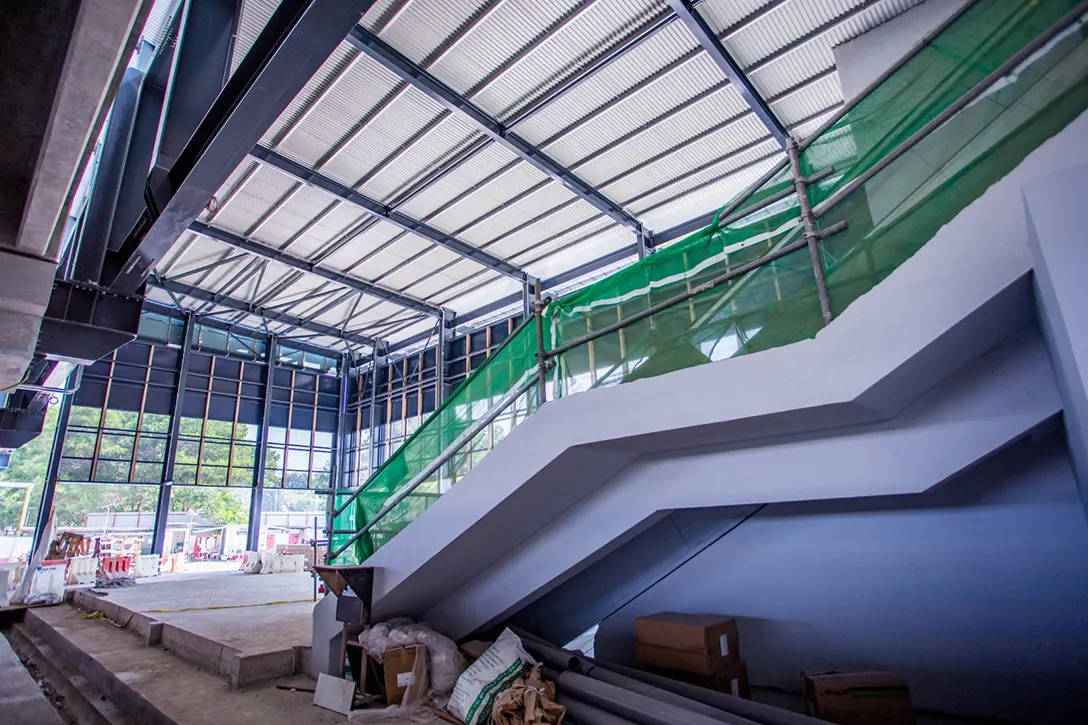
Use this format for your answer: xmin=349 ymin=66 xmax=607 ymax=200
xmin=331 ymin=0 xmax=1088 ymax=563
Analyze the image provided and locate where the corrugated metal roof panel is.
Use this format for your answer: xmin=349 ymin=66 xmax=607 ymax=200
xmin=423 ymin=0 xmax=584 ymax=100
xmin=521 ymin=223 xmax=629 ymax=278
xmin=511 ymin=18 xmax=694 ymax=145
xmin=261 ymin=43 xmax=363 ymax=154
xmin=358 ymin=115 xmax=481 ymax=202
xmin=231 ymin=0 xmax=280 ymax=75
xmin=366 ymin=0 xmax=482 ymax=64
xmin=423 ymin=163 xmax=564 ymax=238
xmin=456 ymin=182 xmax=581 ymax=248
xmin=198 ymin=159 xmax=260 ymax=223
xmin=434 ymin=270 xmax=521 ymax=314
xmin=540 ymin=53 xmax=724 ymax=167
xmin=572 ymin=85 xmax=752 ymax=187
xmin=467 ymin=0 xmax=667 ymax=120
xmin=638 ymin=152 xmax=784 ymax=234
xmin=394 ymin=141 xmax=521 ymax=221
xmin=769 ymin=70 xmax=842 ymax=126
xmin=209 ymin=164 xmax=296 ymax=237
xmin=483 ymin=202 xmax=604 ymax=261
xmin=601 ymin=113 xmax=768 ymax=201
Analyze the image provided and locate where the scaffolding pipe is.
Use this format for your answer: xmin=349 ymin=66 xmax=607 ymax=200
xmin=543 ymin=667 xmax=752 ymax=725
xmin=541 ymin=221 xmax=845 ymax=361
xmin=514 ymin=629 xmax=826 ymax=725
xmin=534 ymin=280 xmax=548 ymax=405
xmin=787 ymin=137 xmax=833 ymax=326
xmin=811 ymin=0 xmax=1088 ymax=219
xmin=331 ymin=313 xmax=536 ymax=512
xmin=557 ymin=694 xmax=641 ymax=725
xmin=329 ymin=368 xmax=542 ymax=559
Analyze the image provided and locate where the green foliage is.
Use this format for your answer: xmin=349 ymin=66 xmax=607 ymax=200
xmin=0 ymin=405 xmax=258 ymax=530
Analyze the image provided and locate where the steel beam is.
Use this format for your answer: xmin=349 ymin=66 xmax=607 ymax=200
xmin=248 ymin=145 xmax=525 ymax=280
xmin=75 ymin=68 xmax=143 ymax=283
xmin=151 ymin=313 xmax=195 ymax=554
xmin=31 ymin=368 xmax=81 ymax=554
xmin=153 ymin=0 xmax=240 ymax=172
xmin=346 ymin=26 xmax=641 ymax=232
xmin=189 ymin=221 xmax=444 ymax=316
xmin=152 ymin=277 xmax=380 ymax=349
xmin=104 ymin=0 xmax=377 ymax=293
xmin=668 ymin=0 xmax=788 ymax=148
xmin=141 ymin=298 xmax=345 ymax=360
xmin=247 ymin=334 xmax=277 ymax=551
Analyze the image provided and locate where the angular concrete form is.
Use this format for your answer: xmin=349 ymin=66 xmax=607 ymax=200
xmin=339 ymin=111 xmax=1088 ymax=642
xmin=1024 ymin=162 xmax=1088 ymax=521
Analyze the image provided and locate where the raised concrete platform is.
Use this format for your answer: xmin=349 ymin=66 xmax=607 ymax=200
xmin=73 ymin=569 xmax=316 ymax=688
xmin=19 ymin=604 xmax=348 ymax=725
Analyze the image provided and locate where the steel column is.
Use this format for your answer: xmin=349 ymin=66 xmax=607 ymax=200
xmin=104 ymin=0 xmax=377 ymax=293
xmin=151 ymin=313 xmax=196 ymax=554
xmin=667 ymin=0 xmax=788 ymax=148
xmin=787 ymin=138 xmax=833 ymax=326
xmin=636 ymin=227 xmax=652 ymax=260
xmin=367 ymin=349 xmax=380 ymax=474
xmin=247 ymin=334 xmax=278 ymax=551
xmin=346 ymin=27 xmax=641 ymax=233
xmin=31 ymin=368 xmax=81 ymax=554
xmin=325 ymin=351 xmax=350 ymax=561
xmin=436 ymin=310 xmax=450 ymax=405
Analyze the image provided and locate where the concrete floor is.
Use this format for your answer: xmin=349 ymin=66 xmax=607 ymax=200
xmin=99 ymin=569 xmax=317 ymax=652
xmin=0 ymin=633 xmax=64 ymax=725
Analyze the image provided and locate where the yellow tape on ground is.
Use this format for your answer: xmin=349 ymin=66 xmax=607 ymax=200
xmin=143 ymin=598 xmax=313 ymax=613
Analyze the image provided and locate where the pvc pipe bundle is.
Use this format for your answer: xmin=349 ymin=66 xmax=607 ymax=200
xmin=512 ymin=627 xmax=826 ymax=725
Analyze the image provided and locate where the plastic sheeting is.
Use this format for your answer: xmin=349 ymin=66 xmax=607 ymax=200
xmin=332 ymin=0 xmax=1088 ymax=563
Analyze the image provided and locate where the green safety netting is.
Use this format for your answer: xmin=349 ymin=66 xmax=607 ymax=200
xmin=332 ymin=0 xmax=1088 ymax=563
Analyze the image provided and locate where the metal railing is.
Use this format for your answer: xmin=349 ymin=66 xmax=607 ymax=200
xmin=328 ymin=0 xmax=1088 ymax=561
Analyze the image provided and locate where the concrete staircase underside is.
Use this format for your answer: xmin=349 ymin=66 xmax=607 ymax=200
xmin=362 ymin=113 xmax=1088 ymax=641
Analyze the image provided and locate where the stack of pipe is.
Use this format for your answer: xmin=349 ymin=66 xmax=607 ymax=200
xmin=510 ymin=627 xmax=827 ymax=725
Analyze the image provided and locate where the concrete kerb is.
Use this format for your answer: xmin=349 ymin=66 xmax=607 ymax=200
xmin=71 ymin=591 xmax=299 ymax=688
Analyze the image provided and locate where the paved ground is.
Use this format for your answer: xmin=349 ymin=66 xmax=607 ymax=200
xmin=0 ymin=633 xmax=64 ymax=725
xmin=92 ymin=569 xmax=317 ymax=652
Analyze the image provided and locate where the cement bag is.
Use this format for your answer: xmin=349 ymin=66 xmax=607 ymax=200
xmin=449 ymin=628 xmax=536 ymax=725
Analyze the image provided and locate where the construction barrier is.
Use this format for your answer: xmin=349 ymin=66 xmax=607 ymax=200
xmin=66 ymin=556 xmax=98 ymax=586
xmin=133 ymin=554 xmax=161 ymax=578
xmin=160 ymin=552 xmax=186 ymax=573
xmin=98 ymin=555 xmax=133 ymax=583
xmin=257 ymin=551 xmax=306 ymax=574
xmin=240 ymin=551 xmax=262 ymax=574
xmin=31 ymin=560 xmax=67 ymax=599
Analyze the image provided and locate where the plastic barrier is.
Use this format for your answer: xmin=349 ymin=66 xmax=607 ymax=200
xmin=240 ymin=551 xmax=262 ymax=574
xmin=257 ymin=551 xmax=306 ymax=574
xmin=97 ymin=555 xmax=133 ymax=583
xmin=30 ymin=560 xmax=67 ymax=599
xmin=133 ymin=554 xmax=160 ymax=578
xmin=66 ymin=556 xmax=98 ymax=585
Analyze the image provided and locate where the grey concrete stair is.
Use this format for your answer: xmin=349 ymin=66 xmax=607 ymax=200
xmin=20 ymin=604 xmax=343 ymax=725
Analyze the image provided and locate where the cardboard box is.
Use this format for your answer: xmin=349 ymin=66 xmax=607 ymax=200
xmin=802 ymin=670 xmax=914 ymax=725
xmin=647 ymin=659 xmax=751 ymax=699
xmin=635 ymin=612 xmax=739 ymax=675
xmin=383 ymin=644 xmax=429 ymax=706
